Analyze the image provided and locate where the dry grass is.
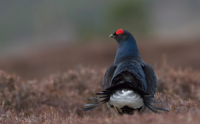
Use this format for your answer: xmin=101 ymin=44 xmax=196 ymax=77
xmin=0 ymin=62 xmax=200 ymax=123
xmin=0 ymin=40 xmax=200 ymax=123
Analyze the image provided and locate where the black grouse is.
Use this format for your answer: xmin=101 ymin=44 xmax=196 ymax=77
xmin=83 ymin=29 xmax=168 ymax=115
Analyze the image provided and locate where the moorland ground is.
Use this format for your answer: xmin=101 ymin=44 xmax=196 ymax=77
xmin=0 ymin=39 xmax=200 ymax=123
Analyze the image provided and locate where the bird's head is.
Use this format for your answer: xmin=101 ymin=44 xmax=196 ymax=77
xmin=109 ymin=29 xmax=133 ymax=43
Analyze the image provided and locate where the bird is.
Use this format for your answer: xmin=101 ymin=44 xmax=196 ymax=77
xmin=83 ymin=29 xmax=168 ymax=115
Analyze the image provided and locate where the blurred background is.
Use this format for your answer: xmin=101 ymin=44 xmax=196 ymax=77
xmin=0 ymin=0 xmax=200 ymax=80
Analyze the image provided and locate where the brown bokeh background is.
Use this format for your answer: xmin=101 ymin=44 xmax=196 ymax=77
xmin=0 ymin=1 xmax=200 ymax=123
xmin=0 ymin=39 xmax=200 ymax=80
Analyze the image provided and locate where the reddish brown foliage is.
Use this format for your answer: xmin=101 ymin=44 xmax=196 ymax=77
xmin=0 ymin=63 xmax=200 ymax=123
xmin=157 ymin=63 xmax=200 ymax=103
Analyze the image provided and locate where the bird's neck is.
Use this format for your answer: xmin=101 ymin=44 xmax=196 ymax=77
xmin=114 ymin=38 xmax=142 ymax=64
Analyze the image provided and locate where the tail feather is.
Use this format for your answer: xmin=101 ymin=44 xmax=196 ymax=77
xmin=83 ymin=82 xmax=169 ymax=113
xmin=145 ymin=104 xmax=159 ymax=113
xmin=82 ymin=92 xmax=110 ymax=111
xmin=143 ymin=95 xmax=169 ymax=113
xmin=151 ymin=100 xmax=163 ymax=103
xmin=87 ymin=96 xmax=108 ymax=100
xmin=82 ymin=102 xmax=105 ymax=111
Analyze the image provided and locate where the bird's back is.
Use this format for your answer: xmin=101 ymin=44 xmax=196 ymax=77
xmin=111 ymin=59 xmax=147 ymax=92
xmin=107 ymin=59 xmax=147 ymax=115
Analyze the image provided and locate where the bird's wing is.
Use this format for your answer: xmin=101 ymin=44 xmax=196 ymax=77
xmin=102 ymin=64 xmax=117 ymax=90
xmin=140 ymin=63 xmax=167 ymax=113
xmin=107 ymin=60 xmax=168 ymax=113
xmin=83 ymin=60 xmax=147 ymax=111
xmin=142 ymin=63 xmax=157 ymax=96
xmin=82 ymin=64 xmax=116 ymax=111
xmin=83 ymin=60 xmax=168 ymax=113
xmin=110 ymin=59 xmax=147 ymax=92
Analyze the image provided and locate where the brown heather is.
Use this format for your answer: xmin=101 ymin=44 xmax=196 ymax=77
xmin=0 ymin=63 xmax=200 ymax=124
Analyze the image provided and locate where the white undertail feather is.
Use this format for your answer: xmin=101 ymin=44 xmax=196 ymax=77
xmin=109 ymin=90 xmax=144 ymax=109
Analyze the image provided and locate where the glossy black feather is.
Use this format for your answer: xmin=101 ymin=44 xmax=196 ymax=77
xmin=83 ymin=30 xmax=168 ymax=114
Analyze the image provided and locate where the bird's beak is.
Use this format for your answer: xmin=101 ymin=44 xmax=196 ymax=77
xmin=109 ymin=34 xmax=115 ymax=38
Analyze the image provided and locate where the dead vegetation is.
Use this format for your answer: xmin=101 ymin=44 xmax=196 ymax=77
xmin=0 ymin=62 xmax=200 ymax=123
xmin=0 ymin=41 xmax=200 ymax=123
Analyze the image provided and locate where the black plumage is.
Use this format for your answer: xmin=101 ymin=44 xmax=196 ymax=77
xmin=83 ymin=29 xmax=168 ymax=115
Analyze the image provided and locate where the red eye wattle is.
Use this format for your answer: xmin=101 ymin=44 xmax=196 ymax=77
xmin=116 ymin=29 xmax=124 ymax=35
